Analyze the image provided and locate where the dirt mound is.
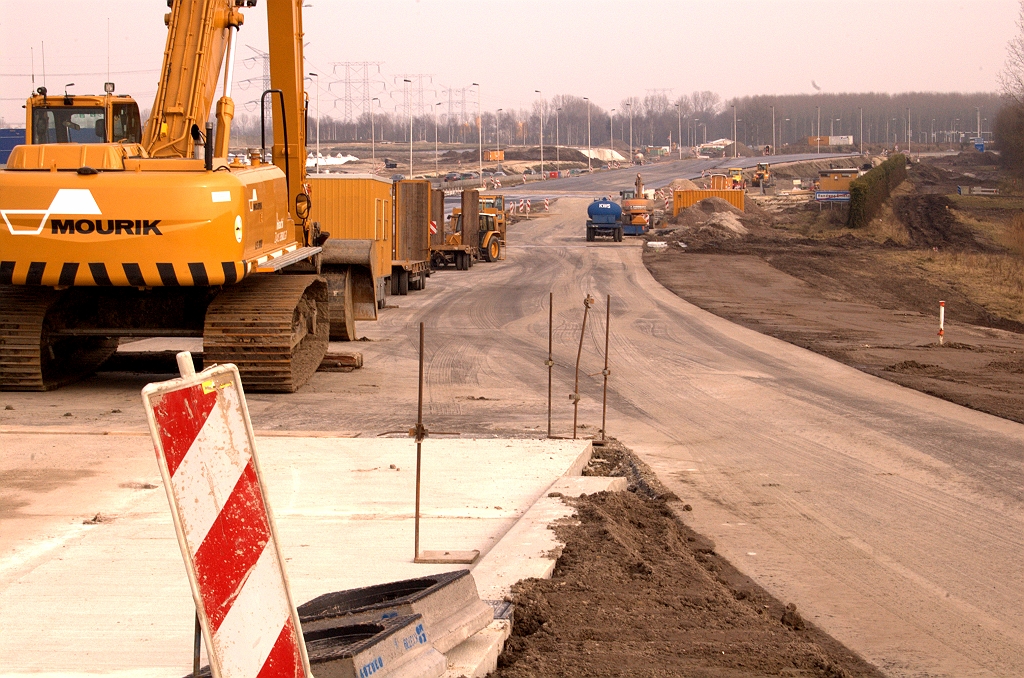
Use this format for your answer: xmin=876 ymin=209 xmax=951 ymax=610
xmin=668 ymin=178 xmax=699 ymax=191
xmin=892 ymin=194 xmax=979 ymax=249
xmin=494 ymin=488 xmax=881 ymax=677
xmin=503 ymin=146 xmax=588 ymax=163
xmin=696 ymin=196 xmax=744 ymax=215
xmin=944 ymin=150 xmax=1000 ymax=166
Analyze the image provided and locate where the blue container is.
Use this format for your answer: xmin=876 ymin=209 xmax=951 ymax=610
xmin=587 ymin=199 xmax=622 ymax=224
xmin=0 ymin=129 xmax=25 ymax=165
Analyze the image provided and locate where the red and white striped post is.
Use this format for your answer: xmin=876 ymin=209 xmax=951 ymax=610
xmin=429 ymin=220 xmax=437 ymax=235
xmin=544 ymin=198 xmax=549 ymax=211
xmin=142 ymin=353 xmax=311 ymax=678
xmin=939 ymin=300 xmax=945 ymax=345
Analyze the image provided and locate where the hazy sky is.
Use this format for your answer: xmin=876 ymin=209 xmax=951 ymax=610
xmin=0 ymin=0 xmax=1018 ymax=125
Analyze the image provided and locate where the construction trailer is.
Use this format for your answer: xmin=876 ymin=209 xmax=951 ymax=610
xmin=307 ymin=174 xmax=391 ymax=339
xmin=392 ymin=180 xmax=431 ymax=294
xmin=431 ymin=190 xmax=479 ymax=270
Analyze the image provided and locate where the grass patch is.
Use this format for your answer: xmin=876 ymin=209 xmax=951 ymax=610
xmin=883 ymin=250 xmax=1024 ymax=323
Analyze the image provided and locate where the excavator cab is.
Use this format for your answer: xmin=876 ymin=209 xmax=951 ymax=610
xmin=26 ymin=88 xmax=142 ymax=145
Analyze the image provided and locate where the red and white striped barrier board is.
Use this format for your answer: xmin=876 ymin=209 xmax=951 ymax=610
xmin=429 ymin=220 xmax=437 ymax=235
xmin=518 ymin=199 xmax=525 ymax=213
xmin=143 ymin=357 xmax=311 ymax=678
xmin=526 ymin=199 xmax=532 ymax=213
xmin=543 ymin=199 xmax=549 ymax=211
xmin=642 ymin=213 xmax=650 ymax=224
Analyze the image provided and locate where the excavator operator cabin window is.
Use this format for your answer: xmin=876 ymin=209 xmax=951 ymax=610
xmin=31 ymin=107 xmax=105 ymax=144
xmin=111 ymin=103 xmax=142 ymax=143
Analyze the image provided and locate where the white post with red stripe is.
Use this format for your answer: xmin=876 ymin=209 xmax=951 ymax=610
xmin=544 ymin=199 xmax=549 ymax=211
xmin=142 ymin=353 xmax=311 ymax=678
xmin=939 ymin=300 xmax=945 ymax=345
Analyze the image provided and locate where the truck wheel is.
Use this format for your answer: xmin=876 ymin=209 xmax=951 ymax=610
xmin=410 ymin=272 xmax=425 ymax=291
xmin=586 ymin=225 xmax=594 ymax=242
xmin=398 ymin=269 xmax=410 ymax=295
xmin=468 ymin=253 xmax=475 ymax=268
xmin=455 ymin=252 xmax=464 ymax=270
xmin=615 ymin=227 xmax=623 ymax=242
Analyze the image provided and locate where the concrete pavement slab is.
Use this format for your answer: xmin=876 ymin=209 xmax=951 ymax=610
xmin=0 ymin=434 xmax=589 ymax=677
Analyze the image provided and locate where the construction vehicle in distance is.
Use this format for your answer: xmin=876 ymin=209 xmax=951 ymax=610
xmin=26 ymin=86 xmax=143 ymax=145
xmin=619 ymin=173 xmax=655 ymax=235
xmin=751 ymin=162 xmax=773 ymax=188
xmin=0 ymin=0 xmax=343 ymax=392
xmin=478 ymin=194 xmax=508 ymax=253
xmin=728 ymin=167 xmax=747 ymax=189
xmin=431 ymin=190 xmax=504 ymax=269
xmin=585 ymin=198 xmax=623 ymax=242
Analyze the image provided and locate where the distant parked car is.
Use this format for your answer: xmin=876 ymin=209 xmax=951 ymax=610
xmin=384 ymin=159 xmax=398 ymax=169
xmin=492 ymin=171 xmax=506 ymax=176
xmin=390 ymin=173 xmax=405 ymax=182
xmin=445 ymin=172 xmax=461 ymax=182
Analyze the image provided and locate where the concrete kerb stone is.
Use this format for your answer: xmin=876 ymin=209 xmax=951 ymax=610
xmin=299 ymin=569 xmax=493 ymax=655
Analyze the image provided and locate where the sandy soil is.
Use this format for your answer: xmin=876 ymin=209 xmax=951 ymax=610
xmin=494 ymin=442 xmax=883 ymax=678
xmin=643 ymin=153 xmax=1024 ymax=425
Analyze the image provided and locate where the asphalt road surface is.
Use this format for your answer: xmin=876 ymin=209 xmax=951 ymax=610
xmin=2 ymin=192 xmax=1021 ymax=677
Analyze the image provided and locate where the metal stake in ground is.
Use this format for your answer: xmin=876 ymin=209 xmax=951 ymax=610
xmin=413 ymin=322 xmax=426 ymax=561
xmin=546 ymin=292 xmax=554 ymax=438
xmin=411 ymin=323 xmax=478 ymax=565
xmin=601 ymin=294 xmax=611 ymax=442
xmin=573 ymin=294 xmax=596 ymax=440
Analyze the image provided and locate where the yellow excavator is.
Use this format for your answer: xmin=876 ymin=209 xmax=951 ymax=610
xmin=0 ymin=0 xmax=336 ymax=392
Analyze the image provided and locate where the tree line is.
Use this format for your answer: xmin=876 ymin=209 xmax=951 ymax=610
xmin=220 ymin=90 xmax=1001 ymax=152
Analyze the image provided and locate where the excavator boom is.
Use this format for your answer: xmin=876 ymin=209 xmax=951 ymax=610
xmin=142 ymin=0 xmax=243 ymax=158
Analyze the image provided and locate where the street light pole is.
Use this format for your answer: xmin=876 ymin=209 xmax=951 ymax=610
xmin=434 ymin=102 xmax=441 ymax=178
xmin=771 ymin=105 xmax=775 ymax=156
xmin=609 ymin=108 xmax=615 ymax=165
xmin=403 ymin=78 xmax=412 ymax=177
xmin=496 ymin=108 xmax=502 ymax=156
xmin=308 ymin=72 xmax=320 ymax=173
xmin=676 ymin=103 xmax=681 ymax=159
xmin=470 ymin=82 xmax=482 ymax=185
xmin=816 ymin=106 xmax=820 ymax=154
xmin=556 ymin=107 xmax=561 ymax=170
xmin=371 ymin=97 xmax=378 ymax=171
xmin=732 ymin=104 xmax=737 ymax=158
xmin=584 ymin=97 xmax=591 ymax=171
xmin=627 ymin=100 xmax=633 ymax=164
xmin=859 ymin=107 xmax=863 ymax=155
xmin=535 ymin=90 xmax=543 ymax=178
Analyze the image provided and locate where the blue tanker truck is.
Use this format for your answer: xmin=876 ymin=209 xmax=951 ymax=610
xmin=585 ymin=198 xmax=624 ymax=242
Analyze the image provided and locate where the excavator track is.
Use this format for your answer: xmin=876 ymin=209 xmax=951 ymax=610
xmin=203 ymin=274 xmax=329 ymax=393
xmin=0 ymin=286 xmax=118 ymax=391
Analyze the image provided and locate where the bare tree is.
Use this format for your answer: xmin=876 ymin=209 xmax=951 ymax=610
xmin=1001 ymin=1 xmax=1024 ymax=105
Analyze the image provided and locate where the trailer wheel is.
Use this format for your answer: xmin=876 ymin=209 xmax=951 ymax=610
xmin=468 ymin=252 xmax=474 ymax=268
xmin=586 ymin=225 xmax=594 ymax=242
xmin=615 ymin=227 xmax=623 ymax=242
xmin=410 ymin=272 xmax=425 ymax=291
xmin=398 ymin=269 xmax=410 ymax=295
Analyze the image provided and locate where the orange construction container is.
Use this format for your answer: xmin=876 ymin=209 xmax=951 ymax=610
xmin=308 ymin=174 xmax=392 ymax=279
xmin=672 ymin=189 xmax=745 ymax=215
